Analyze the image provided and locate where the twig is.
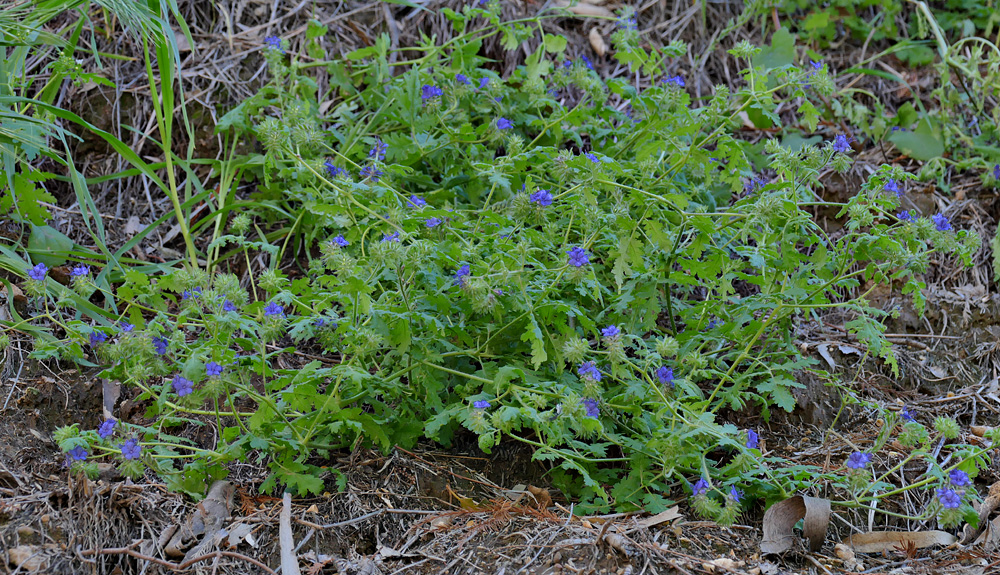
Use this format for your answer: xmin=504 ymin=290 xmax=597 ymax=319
xmin=79 ymin=541 xmax=277 ymax=574
xmin=293 ymin=509 xmax=384 ymax=530
xmin=279 ymin=492 xmax=301 ymax=575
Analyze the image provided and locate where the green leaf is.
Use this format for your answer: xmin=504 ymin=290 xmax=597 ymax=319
xmin=753 ymin=28 xmax=796 ymax=70
xmin=521 ymin=315 xmax=547 ymax=369
xmin=543 ymin=34 xmax=567 ymax=54
xmin=888 ymin=117 xmax=943 ymax=161
xmin=28 ymin=225 xmax=74 ymax=267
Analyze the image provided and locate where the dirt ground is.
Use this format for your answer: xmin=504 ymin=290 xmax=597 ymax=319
xmin=5 ymin=0 xmax=1000 ymax=573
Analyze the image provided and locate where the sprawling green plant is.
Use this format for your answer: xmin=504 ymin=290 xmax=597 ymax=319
xmin=39 ymin=3 xmax=989 ymax=526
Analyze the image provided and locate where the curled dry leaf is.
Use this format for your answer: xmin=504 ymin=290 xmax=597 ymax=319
xmin=760 ymin=495 xmax=830 ymax=554
xmin=526 ymin=485 xmax=552 ymax=509
xmin=552 ymin=0 xmax=613 ymax=17
xmin=961 ymin=480 xmax=1000 ymax=544
xmin=844 ymin=530 xmax=956 ymax=553
xmin=588 ymin=28 xmax=606 ymax=57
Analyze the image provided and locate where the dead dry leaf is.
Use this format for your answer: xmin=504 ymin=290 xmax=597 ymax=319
xmin=526 ymin=485 xmax=552 ymax=509
xmin=704 ymin=558 xmax=744 ymax=573
xmin=760 ymin=495 xmax=830 ymax=554
xmin=588 ymin=28 xmax=606 ymax=57
xmin=844 ymin=530 xmax=956 ymax=553
xmin=962 ymin=480 xmax=1000 ymax=544
xmin=553 ymin=0 xmax=613 ymax=17
xmin=633 ymin=506 xmax=683 ymax=530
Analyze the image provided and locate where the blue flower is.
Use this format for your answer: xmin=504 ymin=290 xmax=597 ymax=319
xmin=601 ymin=325 xmax=620 ymax=338
xmin=119 ymin=322 xmax=134 ymax=333
xmin=264 ymin=36 xmax=283 ymax=53
xmin=456 ymin=74 xmax=470 ymax=85
xmin=578 ymin=361 xmax=602 ymax=382
xmin=120 ymin=438 xmax=141 ymax=460
xmin=454 ymin=265 xmax=471 ymax=287
xmin=369 ymin=138 xmax=388 ymax=162
xmin=172 ymin=375 xmax=194 ymax=397
xmin=324 ymin=161 xmax=343 ymax=178
xmin=883 ymin=179 xmax=902 ymax=197
xmin=98 ymin=419 xmax=117 ymax=439
xmin=580 ymin=55 xmax=594 ymax=70
xmin=331 ymin=235 xmax=349 ymax=247
xmin=152 ymin=336 xmax=169 ymax=355
xmin=811 ymin=60 xmax=823 ymax=70
xmin=617 ymin=15 xmax=638 ymax=31
xmin=421 ymin=84 xmax=444 ymax=100
xmin=382 ymin=231 xmax=400 ymax=243
xmin=70 ymin=264 xmax=91 ymax=277
xmin=937 ymin=487 xmax=962 ymax=509
xmin=949 ymin=469 xmax=971 ymax=487
xmin=473 ymin=400 xmax=491 ymax=409
xmin=222 ymin=300 xmax=238 ymax=312
xmin=478 ymin=77 xmax=490 ymax=90
xmin=656 ymin=366 xmax=674 ymax=387
xmin=900 ymin=408 xmax=915 ymax=422
xmin=529 ymin=190 xmax=553 ymax=206
xmin=691 ymin=477 xmax=709 ymax=496
xmin=584 ymin=152 xmax=600 ymax=163
xmin=68 ymin=446 xmax=88 ymax=461
xmin=582 ymin=397 xmax=599 ymax=417
xmin=746 ymin=429 xmax=759 ymax=450
xmin=425 ymin=217 xmax=442 ymax=228
xmin=563 ymin=59 xmax=572 ymax=69
xmin=264 ymin=302 xmax=285 ymax=317
xmin=182 ymin=286 xmax=203 ymax=300
xmin=567 ymin=247 xmax=589 ymax=267
xmin=496 ymin=117 xmax=513 ymax=130
xmin=89 ymin=331 xmax=106 ymax=347
xmin=408 ymin=195 xmax=427 ymax=208
xmin=28 ymin=263 xmax=48 ymax=281
xmin=833 ymin=134 xmax=853 ymax=153
xmin=662 ymin=75 xmax=685 ymax=87
xmin=897 ymin=210 xmax=916 ymax=223
xmin=846 ymin=452 xmax=871 ymax=470
xmin=932 ymin=213 xmax=952 ymax=232
xmin=729 ymin=486 xmax=743 ymax=503
xmin=994 ymin=164 xmax=1000 ymax=180
xmin=360 ymin=165 xmax=385 ymax=182
xmin=206 ymin=362 xmax=223 ymax=377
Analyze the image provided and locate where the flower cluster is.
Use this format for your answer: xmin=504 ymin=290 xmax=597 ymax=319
xmin=529 ymin=189 xmax=553 ymax=207
xmin=567 ymin=247 xmax=589 ymax=267
xmin=846 ymin=451 xmax=871 ymax=469
xmin=577 ymin=361 xmax=602 ymax=382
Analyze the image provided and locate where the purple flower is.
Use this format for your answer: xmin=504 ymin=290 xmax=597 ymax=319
xmin=746 ymin=429 xmax=759 ymax=450
xmin=706 ymin=319 xmax=720 ymax=330
xmin=172 ymin=375 xmax=194 ymax=397
xmin=425 ymin=217 xmax=442 ymax=228
xmin=120 ymin=438 xmax=141 ymax=460
xmin=478 ymin=77 xmax=490 ymax=90
xmin=331 ymin=235 xmax=349 ymax=247
xmin=582 ymin=397 xmax=599 ymax=417
xmin=206 ymin=362 xmax=223 ymax=377
xmin=601 ymin=325 xmax=620 ymax=338
xmin=529 ymin=189 xmax=553 ymax=207
xmin=360 ymin=165 xmax=385 ymax=182
xmin=473 ymin=400 xmax=491 ymax=409
xmin=408 ymin=195 xmax=427 ymax=208
xmin=617 ymin=15 xmax=638 ymax=31
xmin=369 ymin=138 xmax=388 ymax=162
xmin=456 ymin=74 xmax=470 ymax=85
xmin=656 ymin=366 xmax=674 ymax=387
xmin=729 ymin=486 xmax=742 ymax=503
xmin=119 ymin=322 xmax=134 ymax=333
xmin=264 ymin=36 xmax=283 ymax=53
xmin=563 ymin=59 xmax=572 ymax=69
xmin=932 ymin=213 xmax=952 ymax=232
xmin=900 ymin=408 xmax=916 ymax=422
xmin=833 ymin=134 xmax=853 ymax=153
xmin=68 ymin=446 xmax=88 ymax=461
xmin=264 ymin=302 xmax=285 ymax=317
xmin=580 ymin=55 xmax=594 ymax=70
xmin=994 ymin=164 xmax=1000 ymax=180
xmin=324 ymin=161 xmax=343 ymax=178
xmin=578 ymin=361 xmax=602 ymax=382
xmin=89 ymin=331 xmax=106 ymax=347
xmin=222 ymin=300 xmax=238 ymax=312
xmin=421 ymin=84 xmax=444 ymax=100
xmin=70 ymin=264 xmax=90 ymax=277
xmin=811 ymin=60 xmax=823 ymax=70
xmin=897 ymin=210 xmax=916 ymax=223
xmin=182 ymin=286 xmax=203 ymax=300
xmin=496 ymin=117 xmax=513 ymax=130
xmin=937 ymin=487 xmax=962 ymax=509
xmin=382 ymin=231 xmax=400 ymax=243
xmin=691 ymin=477 xmax=709 ymax=496
xmin=662 ymin=75 xmax=685 ymax=87
xmin=567 ymin=247 xmax=589 ymax=267
xmin=883 ymin=179 xmax=902 ymax=197
xmin=152 ymin=336 xmax=168 ymax=355
xmin=949 ymin=469 xmax=971 ymax=487
xmin=846 ymin=452 xmax=872 ymax=470
xmin=98 ymin=419 xmax=117 ymax=439
xmin=584 ymin=152 xmax=600 ymax=163
xmin=28 ymin=263 xmax=48 ymax=281
xmin=454 ymin=265 xmax=471 ymax=287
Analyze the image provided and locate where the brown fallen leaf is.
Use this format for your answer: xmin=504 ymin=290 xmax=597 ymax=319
xmin=552 ymin=0 xmax=613 ymax=17
xmin=588 ymin=28 xmax=606 ymax=57
xmin=8 ymin=545 xmax=50 ymax=572
xmin=446 ymin=484 xmax=481 ymax=511
xmin=961 ymin=480 xmax=1000 ymax=544
xmin=760 ymin=495 xmax=830 ymax=554
xmin=844 ymin=530 xmax=956 ymax=553
xmin=165 ymin=480 xmax=235 ymax=559
xmin=633 ymin=506 xmax=683 ymax=530
xmin=526 ymin=485 xmax=552 ymax=509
